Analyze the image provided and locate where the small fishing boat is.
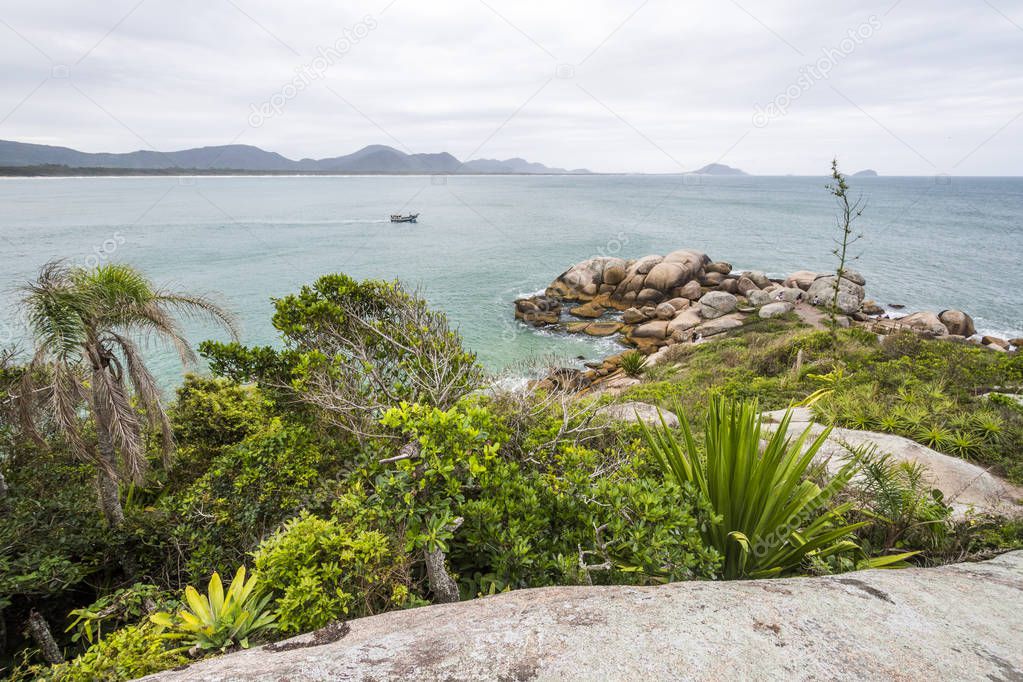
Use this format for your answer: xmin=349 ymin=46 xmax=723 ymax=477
xmin=390 ymin=213 xmax=419 ymax=223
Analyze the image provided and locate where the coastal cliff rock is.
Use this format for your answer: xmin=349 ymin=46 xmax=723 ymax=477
xmin=144 ymin=552 xmax=1023 ymax=682
xmin=514 ymin=250 xmax=998 ymax=380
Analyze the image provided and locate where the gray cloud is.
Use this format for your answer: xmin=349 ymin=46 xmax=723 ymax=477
xmin=1 ymin=0 xmax=1021 ymax=174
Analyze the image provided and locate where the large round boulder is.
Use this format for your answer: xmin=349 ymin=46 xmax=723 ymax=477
xmin=677 ymin=280 xmax=703 ymax=300
xmin=748 ymin=290 xmax=773 ymax=307
xmin=603 ymin=264 xmax=627 ymax=285
xmin=736 ymin=276 xmax=759 ymax=296
xmin=633 ymin=255 xmax=664 ymax=275
xmin=694 ymin=313 xmax=744 ymax=337
xmin=698 ymin=291 xmax=738 ymax=319
xmin=759 ymin=301 xmax=794 ymax=318
xmin=631 ymin=320 xmax=670 ymax=340
xmin=806 ymin=275 xmax=865 ymax=312
xmin=637 ymin=288 xmax=665 ymax=305
xmin=719 ymin=278 xmax=739 ymax=295
xmin=654 ymin=302 xmax=676 ymax=320
xmin=743 ymin=271 xmax=771 ymax=289
xmin=772 ymin=287 xmax=805 ymax=303
xmin=547 ymin=257 xmax=627 ymax=300
xmin=939 ymin=310 xmax=976 ymax=337
xmin=644 ymin=262 xmax=691 ymax=292
xmin=622 ymin=307 xmax=647 ymax=324
xmin=700 ymin=271 xmax=724 ymax=286
xmin=839 ymin=268 xmax=866 ymax=286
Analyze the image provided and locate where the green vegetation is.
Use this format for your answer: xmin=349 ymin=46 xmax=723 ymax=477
xmin=619 ymin=350 xmax=646 ymax=377
xmin=17 ymin=261 xmax=235 ymax=527
xmin=2 ymin=262 xmax=1021 ymax=680
xmin=150 ymin=567 xmax=276 ymax=653
xmin=253 ymin=512 xmax=409 ymax=634
xmin=825 ymin=158 xmax=864 ymax=335
xmin=640 ymin=397 xmax=911 ymax=579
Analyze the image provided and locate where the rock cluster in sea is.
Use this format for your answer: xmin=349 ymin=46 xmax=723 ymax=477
xmin=513 ymin=250 xmax=1017 ymax=370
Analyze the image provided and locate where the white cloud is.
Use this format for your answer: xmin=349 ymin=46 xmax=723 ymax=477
xmin=0 ymin=0 xmax=1020 ymax=174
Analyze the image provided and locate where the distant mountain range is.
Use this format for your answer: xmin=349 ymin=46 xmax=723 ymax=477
xmin=687 ymin=163 xmax=747 ymax=176
xmin=0 ymin=140 xmax=590 ymax=175
xmin=852 ymin=169 xmax=878 ymax=177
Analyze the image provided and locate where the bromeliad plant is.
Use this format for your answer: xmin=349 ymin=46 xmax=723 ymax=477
xmin=639 ymin=396 xmax=911 ymax=579
xmin=150 ymin=567 xmax=276 ymax=652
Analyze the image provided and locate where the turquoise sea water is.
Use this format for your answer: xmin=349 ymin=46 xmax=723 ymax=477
xmin=1 ymin=174 xmax=1021 ymax=386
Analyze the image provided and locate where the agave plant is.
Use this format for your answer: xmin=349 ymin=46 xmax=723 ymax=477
xmin=947 ymin=431 xmax=980 ymax=459
xmin=151 ymin=567 xmax=276 ymax=652
xmin=619 ymin=350 xmax=646 ymax=378
xmin=970 ymin=411 xmax=1004 ymax=442
xmin=947 ymin=411 xmax=974 ymax=432
xmin=894 ymin=405 xmax=928 ymax=432
xmin=915 ymin=424 xmax=952 ymax=451
xmin=878 ymin=414 xmax=902 ymax=434
xmin=638 ymin=396 xmax=906 ymax=579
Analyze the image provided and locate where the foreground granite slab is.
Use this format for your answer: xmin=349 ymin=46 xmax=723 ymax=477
xmin=144 ymin=552 xmax=1023 ymax=681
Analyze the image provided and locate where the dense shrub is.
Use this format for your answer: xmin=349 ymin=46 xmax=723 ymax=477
xmin=25 ymin=622 xmax=187 ymax=682
xmin=154 ymin=418 xmax=341 ymax=584
xmin=201 ymin=274 xmax=484 ymax=439
xmin=253 ymin=512 xmax=412 ymax=633
xmin=454 ymin=447 xmax=720 ymax=592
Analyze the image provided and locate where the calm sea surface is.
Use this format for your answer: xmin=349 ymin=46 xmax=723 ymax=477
xmin=1 ymin=174 xmax=1021 ymax=387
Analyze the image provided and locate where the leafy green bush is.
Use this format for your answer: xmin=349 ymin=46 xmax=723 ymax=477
xmin=639 ymin=396 xmax=908 ymax=579
xmin=30 ymin=622 xmax=187 ymax=682
xmin=156 ymin=418 xmax=338 ymax=583
xmin=202 ymin=273 xmax=484 ymax=439
xmin=65 ymin=583 xmax=168 ymax=647
xmin=166 ymin=375 xmax=270 ymax=486
xmin=253 ymin=512 xmax=410 ymax=634
xmin=377 ymin=401 xmax=506 ymax=553
xmin=454 ymin=446 xmax=720 ymax=592
xmin=150 ymin=566 xmax=276 ymax=652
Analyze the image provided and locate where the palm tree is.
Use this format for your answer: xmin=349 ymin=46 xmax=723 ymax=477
xmin=19 ymin=261 xmax=237 ymax=526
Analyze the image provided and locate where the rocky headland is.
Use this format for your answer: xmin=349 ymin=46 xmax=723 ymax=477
xmin=514 ymin=249 xmax=1018 ymax=390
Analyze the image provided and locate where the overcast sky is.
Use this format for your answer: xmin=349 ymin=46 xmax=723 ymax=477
xmin=1 ymin=0 xmax=1021 ymax=174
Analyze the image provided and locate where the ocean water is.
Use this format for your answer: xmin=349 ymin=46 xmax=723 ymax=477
xmin=1 ymin=174 xmax=1021 ymax=387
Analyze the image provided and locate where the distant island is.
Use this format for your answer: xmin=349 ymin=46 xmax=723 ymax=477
xmin=0 ymin=140 xmax=590 ymax=176
xmin=687 ymin=163 xmax=748 ymax=176
xmin=852 ymin=169 xmax=878 ymax=177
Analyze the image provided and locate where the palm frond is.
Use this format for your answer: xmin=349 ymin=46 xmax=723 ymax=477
xmin=109 ymin=331 xmax=175 ymax=467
